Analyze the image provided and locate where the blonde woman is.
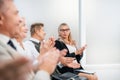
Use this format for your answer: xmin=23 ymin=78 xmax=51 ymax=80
xmin=54 ymin=23 xmax=98 ymax=80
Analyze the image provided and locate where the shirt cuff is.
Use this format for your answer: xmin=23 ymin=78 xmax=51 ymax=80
xmin=34 ymin=70 xmax=51 ymax=80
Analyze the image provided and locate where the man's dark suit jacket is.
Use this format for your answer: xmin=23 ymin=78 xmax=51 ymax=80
xmin=54 ymin=40 xmax=84 ymax=74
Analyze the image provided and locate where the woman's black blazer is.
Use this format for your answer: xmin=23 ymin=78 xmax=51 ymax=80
xmin=54 ymin=40 xmax=83 ymax=74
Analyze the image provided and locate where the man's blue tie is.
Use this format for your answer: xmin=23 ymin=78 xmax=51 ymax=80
xmin=7 ymin=40 xmax=16 ymax=50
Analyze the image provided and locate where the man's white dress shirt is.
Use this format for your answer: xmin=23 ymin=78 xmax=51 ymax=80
xmin=24 ymin=38 xmax=40 ymax=60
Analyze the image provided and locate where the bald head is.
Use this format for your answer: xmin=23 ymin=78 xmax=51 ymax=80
xmin=0 ymin=0 xmax=21 ymax=38
xmin=0 ymin=0 xmax=4 ymax=9
xmin=0 ymin=0 xmax=13 ymax=12
xmin=0 ymin=0 xmax=4 ymax=4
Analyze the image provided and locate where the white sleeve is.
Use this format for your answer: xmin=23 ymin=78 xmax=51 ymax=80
xmin=33 ymin=70 xmax=51 ymax=80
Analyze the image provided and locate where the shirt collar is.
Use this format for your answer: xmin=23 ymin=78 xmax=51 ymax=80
xmin=0 ymin=34 xmax=10 ymax=44
xmin=30 ymin=37 xmax=40 ymax=43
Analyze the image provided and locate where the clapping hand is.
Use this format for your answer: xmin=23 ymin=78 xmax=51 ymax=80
xmin=0 ymin=57 xmax=32 ymax=80
xmin=38 ymin=48 xmax=60 ymax=74
xmin=75 ymin=44 xmax=87 ymax=55
xmin=39 ymin=37 xmax=55 ymax=55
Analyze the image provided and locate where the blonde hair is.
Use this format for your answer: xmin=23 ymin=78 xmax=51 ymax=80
xmin=14 ymin=17 xmax=26 ymax=39
xmin=58 ymin=23 xmax=76 ymax=45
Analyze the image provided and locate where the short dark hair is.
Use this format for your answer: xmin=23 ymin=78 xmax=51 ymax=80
xmin=30 ymin=23 xmax=44 ymax=36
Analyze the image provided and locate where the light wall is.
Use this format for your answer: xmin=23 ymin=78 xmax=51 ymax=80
xmin=14 ymin=0 xmax=80 ymax=46
xmin=80 ymin=0 xmax=120 ymax=79
xmin=84 ymin=0 xmax=120 ymax=65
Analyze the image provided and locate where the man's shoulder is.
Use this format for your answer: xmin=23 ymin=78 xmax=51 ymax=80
xmin=0 ymin=40 xmax=17 ymax=60
xmin=24 ymin=40 xmax=37 ymax=52
xmin=0 ymin=42 xmax=8 ymax=54
xmin=0 ymin=40 xmax=9 ymax=51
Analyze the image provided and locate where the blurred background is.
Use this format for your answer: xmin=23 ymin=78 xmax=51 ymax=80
xmin=15 ymin=0 xmax=120 ymax=80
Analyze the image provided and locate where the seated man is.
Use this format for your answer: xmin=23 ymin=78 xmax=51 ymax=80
xmin=0 ymin=0 xmax=60 ymax=80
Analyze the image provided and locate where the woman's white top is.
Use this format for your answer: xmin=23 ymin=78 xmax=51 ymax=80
xmin=66 ymin=44 xmax=78 ymax=63
xmin=66 ymin=44 xmax=76 ymax=53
